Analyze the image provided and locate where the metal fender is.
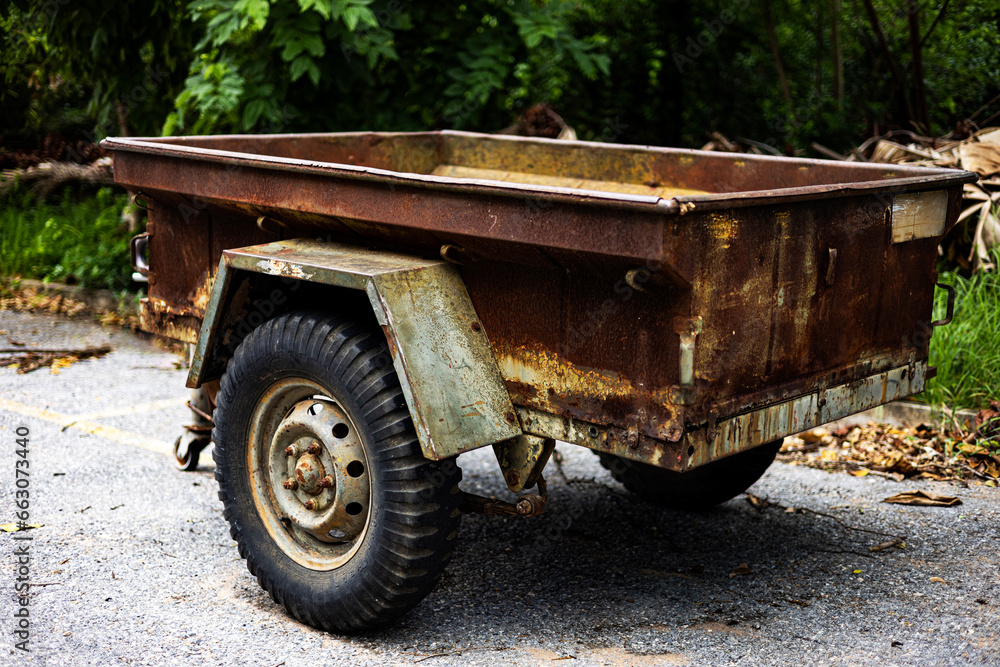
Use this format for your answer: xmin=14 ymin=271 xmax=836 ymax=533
xmin=188 ymin=238 xmax=522 ymax=460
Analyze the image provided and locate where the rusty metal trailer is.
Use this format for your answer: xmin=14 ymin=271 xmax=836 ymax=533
xmin=102 ymin=130 xmax=975 ymax=632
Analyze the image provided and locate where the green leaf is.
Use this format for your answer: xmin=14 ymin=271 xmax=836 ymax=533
xmin=342 ymin=6 xmax=362 ymax=31
xmin=357 ymin=6 xmax=379 ymax=28
xmin=305 ymin=59 xmax=321 ymax=86
xmin=242 ymin=98 xmax=266 ymax=129
xmin=234 ymin=0 xmax=270 ymax=30
xmin=301 ymin=32 xmax=325 ymax=57
xmin=289 ymin=54 xmax=312 ymax=81
xmin=205 ymin=11 xmax=243 ymax=47
xmin=298 ymin=0 xmax=332 ymax=20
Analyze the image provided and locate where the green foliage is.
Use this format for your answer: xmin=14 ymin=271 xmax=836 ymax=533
xmin=558 ymin=1 xmax=1000 ymax=150
xmin=918 ymin=253 xmax=1000 ymax=410
xmin=0 ymin=187 xmax=135 ymax=291
xmin=164 ymin=0 xmax=609 ymax=135
xmin=3 ymin=0 xmax=996 ymax=151
xmin=0 ymin=0 xmax=194 ymax=140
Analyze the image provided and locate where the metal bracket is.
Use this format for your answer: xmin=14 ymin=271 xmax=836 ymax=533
xmin=493 ymin=435 xmax=555 ymax=493
xmin=670 ymin=316 xmax=703 ymax=405
xmin=129 ymin=232 xmax=151 ymax=278
xmin=931 ymin=282 xmax=956 ymax=327
xmin=706 ymin=410 xmax=719 ymax=443
xmin=825 ymin=247 xmax=838 ymax=286
xmin=460 ymin=476 xmax=547 ymax=517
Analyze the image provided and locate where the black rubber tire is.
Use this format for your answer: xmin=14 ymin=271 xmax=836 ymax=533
xmin=597 ymin=440 xmax=782 ymax=511
xmin=212 ymin=310 xmax=463 ymax=633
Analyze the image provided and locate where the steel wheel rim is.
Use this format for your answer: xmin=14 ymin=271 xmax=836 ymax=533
xmin=248 ymin=377 xmax=372 ymax=571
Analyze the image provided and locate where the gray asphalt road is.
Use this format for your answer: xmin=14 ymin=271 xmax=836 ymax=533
xmin=2 ymin=310 xmax=999 ymax=667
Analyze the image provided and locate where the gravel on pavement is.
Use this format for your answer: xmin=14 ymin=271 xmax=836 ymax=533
xmin=2 ymin=310 xmax=998 ymax=666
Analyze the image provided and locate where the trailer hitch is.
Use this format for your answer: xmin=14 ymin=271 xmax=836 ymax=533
xmin=459 ymin=476 xmax=547 ymax=517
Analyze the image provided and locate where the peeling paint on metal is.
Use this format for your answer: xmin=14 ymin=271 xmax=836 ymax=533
xmin=255 ymin=259 xmax=315 ymax=280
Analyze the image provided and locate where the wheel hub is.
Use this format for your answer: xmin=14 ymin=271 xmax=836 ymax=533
xmin=294 ymin=449 xmax=326 ymax=494
xmin=249 ymin=382 xmax=372 ymax=569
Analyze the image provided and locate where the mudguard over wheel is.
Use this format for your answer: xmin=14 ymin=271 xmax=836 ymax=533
xmin=212 ymin=310 xmax=463 ymax=633
xmin=598 ymin=440 xmax=782 ymax=511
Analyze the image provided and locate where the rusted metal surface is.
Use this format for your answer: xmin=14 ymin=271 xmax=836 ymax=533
xmin=517 ymin=361 xmax=926 ymax=472
xmin=249 ymin=385 xmax=371 ymax=570
xmin=133 ymin=193 xmax=278 ymax=342
xmin=190 ymin=239 xmax=521 ymax=460
xmin=102 ymin=131 xmax=973 ymax=276
xmin=493 ymin=435 xmax=555 ymax=493
xmin=683 ymin=361 xmax=928 ymax=471
xmin=102 ymin=130 xmax=976 ymax=472
xmin=460 ymin=476 xmax=547 ymax=517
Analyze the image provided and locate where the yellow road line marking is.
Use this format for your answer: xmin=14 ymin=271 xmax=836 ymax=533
xmin=0 ymin=398 xmax=174 ymax=457
xmin=69 ymin=396 xmax=189 ymax=421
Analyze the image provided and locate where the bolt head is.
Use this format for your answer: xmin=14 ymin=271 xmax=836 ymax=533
xmin=282 ymin=479 xmax=298 ymax=490
xmin=306 ymin=442 xmax=322 ymax=455
xmin=303 ymin=499 xmax=317 ymax=511
xmin=317 ymin=475 xmax=334 ymax=489
xmin=284 ymin=445 xmax=296 ymax=457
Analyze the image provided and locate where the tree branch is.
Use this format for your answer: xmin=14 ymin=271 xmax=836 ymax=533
xmin=763 ymin=0 xmax=794 ymax=115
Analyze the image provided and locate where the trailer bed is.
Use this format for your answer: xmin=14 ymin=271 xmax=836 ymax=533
xmin=102 ymin=130 xmax=976 ymax=471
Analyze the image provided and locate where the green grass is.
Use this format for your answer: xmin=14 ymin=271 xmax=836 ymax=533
xmin=0 ymin=186 xmax=136 ymax=292
xmin=918 ymin=253 xmax=1000 ymax=411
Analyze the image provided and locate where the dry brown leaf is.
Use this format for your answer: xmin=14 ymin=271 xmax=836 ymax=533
xmin=800 ymin=428 xmax=829 ymax=444
xmin=960 ymin=129 xmax=1000 ymax=176
xmin=970 ymin=198 xmax=1000 ymax=270
xmin=729 ymin=562 xmax=752 ymax=579
xmin=929 ymin=576 xmax=946 ymax=584
xmin=882 ymin=490 xmax=962 ymax=507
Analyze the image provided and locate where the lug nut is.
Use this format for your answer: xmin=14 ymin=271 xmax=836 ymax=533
xmin=282 ymin=479 xmax=298 ymax=490
xmin=317 ymin=475 xmax=334 ymax=489
xmin=303 ymin=500 xmax=317 ymax=510
xmin=284 ymin=445 xmax=296 ymax=457
xmin=306 ymin=443 xmax=321 ymax=455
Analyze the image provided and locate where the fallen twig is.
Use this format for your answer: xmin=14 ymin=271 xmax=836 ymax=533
xmin=0 ymin=346 xmax=112 ymax=354
xmin=0 ymin=345 xmax=112 ymax=374
xmin=797 ymin=507 xmax=905 ymax=540
xmin=869 ymin=538 xmax=905 ymax=552
xmin=811 ymin=142 xmax=847 ymax=160
xmin=403 ymin=646 xmax=510 ymax=663
xmin=809 ymin=547 xmax=876 ymax=559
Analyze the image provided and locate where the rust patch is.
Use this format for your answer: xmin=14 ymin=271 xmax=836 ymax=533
xmin=495 ymin=342 xmax=681 ymax=442
xmin=138 ymin=299 xmax=201 ymax=343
